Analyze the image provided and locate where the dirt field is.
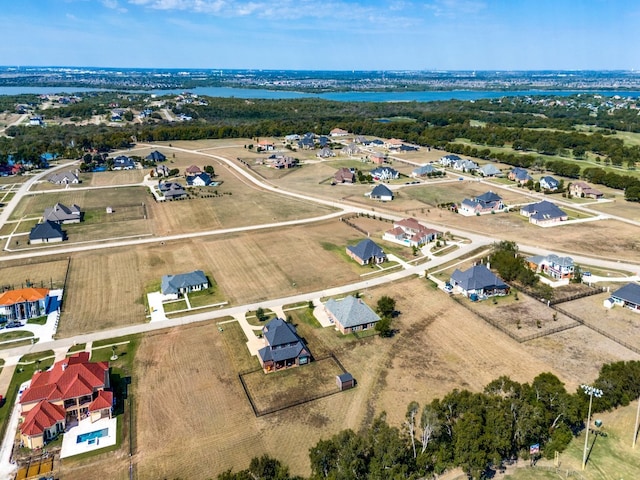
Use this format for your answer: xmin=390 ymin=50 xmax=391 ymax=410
xmin=124 ymin=276 xmax=640 ymax=479
xmin=0 ymin=257 xmax=69 ymax=290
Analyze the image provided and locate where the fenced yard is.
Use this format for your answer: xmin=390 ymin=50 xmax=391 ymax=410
xmin=239 ymin=354 xmax=348 ymax=416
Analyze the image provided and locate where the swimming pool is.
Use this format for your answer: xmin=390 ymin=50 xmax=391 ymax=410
xmin=76 ymin=428 xmax=109 ymax=444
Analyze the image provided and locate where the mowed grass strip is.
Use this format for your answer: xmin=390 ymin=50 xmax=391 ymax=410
xmin=241 ymin=357 xmax=346 ymax=415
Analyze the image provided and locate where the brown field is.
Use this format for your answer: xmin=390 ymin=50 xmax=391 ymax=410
xmin=57 ymin=218 xmax=368 ymax=335
xmin=558 ymin=292 xmax=640 ymax=351
xmin=0 ymin=257 xmax=69 ymax=290
xmin=122 ymin=276 xmax=640 ymax=480
xmin=588 ymin=198 xmax=640 ymax=222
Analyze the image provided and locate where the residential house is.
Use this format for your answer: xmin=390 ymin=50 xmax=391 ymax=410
xmin=318 ymin=136 xmax=330 ymax=148
xmin=383 ymin=218 xmax=441 ymax=247
xmin=411 ymin=164 xmax=438 ymax=177
xmin=43 ymin=203 xmax=81 ymax=224
xmin=346 ymin=239 xmax=387 ymax=265
xmin=317 ymin=147 xmax=335 ymax=159
xmin=370 ymin=152 xmax=386 ymax=165
xmin=570 ymin=181 xmax=604 ymax=199
xmin=48 ymin=171 xmax=80 ymax=185
xmin=186 ymin=172 xmax=212 ymax=187
xmin=527 ymin=254 xmax=575 ymax=279
xmin=452 ymin=158 xmax=478 ymax=172
xmin=385 ymin=138 xmax=404 ymax=150
xmin=258 ymin=318 xmax=311 ymax=373
xmin=267 ymin=155 xmax=298 ymax=169
xmin=161 ymin=270 xmax=209 ymax=300
xmin=154 ymin=164 xmax=170 ymax=177
xmin=520 ymin=200 xmax=568 ymax=226
xmin=145 ymin=150 xmax=167 ymax=162
xmin=540 ymin=176 xmax=560 ymax=191
xmin=439 ymin=154 xmax=461 ymax=167
xmin=341 ymin=143 xmax=360 ymax=156
xmin=398 ymin=144 xmax=419 ymax=152
xmin=185 ymin=165 xmax=202 ymax=176
xmin=479 ymin=164 xmax=502 ymax=177
xmin=29 ymin=116 xmax=44 ymax=126
xmin=604 ymin=283 xmax=640 ymax=312
xmin=508 ymin=167 xmax=533 ymax=184
xmin=297 ymin=135 xmax=315 ymax=150
xmin=330 ymin=128 xmax=349 ymax=137
xmin=19 ymin=352 xmax=111 ymax=449
xmin=258 ymin=139 xmax=275 ymax=151
xmin=284 ymin=134 xmax=300 ymax=143
xmin=334 ymin=168 xmax=355 ymax=184
xmin=29 ymin=221 xmax=65 ymax=244
xmin=159 ymin=182 xmax=187 ymax=200
xmin=450 ymin=264 xmax=510 ymax=299
xmin=368 ymin=184 xmax=393 ymax=201
xmin=370 ymin=166 xmax=399 ymax=181
xmin=324 ymin=295 xmax=380 ymax=334
xmin=0 ymin=287 xmax=49 ymax=322
xmin=459 ymin=191 xmax=505 ymax=216
xmin=112 ymin=156 xmax=136 ymax=170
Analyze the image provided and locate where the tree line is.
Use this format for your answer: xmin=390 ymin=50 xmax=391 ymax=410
xmin=217 ymin=360 xmax=640 ymax=480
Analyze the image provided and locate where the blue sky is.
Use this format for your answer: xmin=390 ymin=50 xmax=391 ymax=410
xmin=2 ymin=0 xmax=639 ymax=70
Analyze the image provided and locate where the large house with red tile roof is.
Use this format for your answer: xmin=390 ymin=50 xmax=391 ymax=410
xmin=19 ymin=352 xmax=112 ymax=449
xmin=383 ymin=218 xmax=441 ymax=247
xmin=0 ymin=287 xmax=49 ymax=322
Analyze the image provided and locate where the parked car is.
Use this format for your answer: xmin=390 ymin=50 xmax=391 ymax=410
xmin=6 ymin=321 xmax=22 ymax=328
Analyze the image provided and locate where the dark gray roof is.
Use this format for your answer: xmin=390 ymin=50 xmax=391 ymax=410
xmin=476 ymin=191 xmax=502 ymax=203
xmin=412 ymin=164 xmax=436 ymax=175
xmin=451 ymin=264 xmax=508 ymax=292
xmin=325 ymin=295 xmax=380 ymax=329
xmin=186 ymin=172 xmax=212 ymax=186
xmin=611 ymin=283 xmax=640 ymax=306
xmin=337 ymin=372 xmax=354 ymax=383
xmin=263 ymin=317 xmax=301 ymax=347
xmin=29 ymin=221 xmax=64 ymax=241
xmin=43 ymin=203 xmax=81 ymax=223
xmin=541 ymin=176 xmax=559 ymax=187
xmin=370 ymin=184 xmax=393 ymax=198
xmin=370 ymin=166 xmax=398 ymax=177
xmin=161 ymin=270 xmax=208 ymax=295
xmin=521 ymin=201 xmax=567 ymax=221
xmin=347 ymin=239 xmax=385 ymax=262
xmin=258 ymin=318 xmax=310 ymax=363
xmin=146 ymin=150 xmax=166 ymax=161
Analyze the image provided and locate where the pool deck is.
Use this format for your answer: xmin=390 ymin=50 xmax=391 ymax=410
xmin=60 ymin=417 xmax=117 ymax=459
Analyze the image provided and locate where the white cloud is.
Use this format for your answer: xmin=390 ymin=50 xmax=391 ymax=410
xmin=425 ymin=0 xmax=486 ymax=17
xmin=127 ymin=0 xmax=417 ymax=22
xmin=102 ymin=0 xmax=128 ymax=13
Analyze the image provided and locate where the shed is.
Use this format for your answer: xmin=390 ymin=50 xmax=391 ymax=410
xmin=336 ymin=372 xmax=355 ymax=391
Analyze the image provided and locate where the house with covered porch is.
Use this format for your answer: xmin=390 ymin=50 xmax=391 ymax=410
xmin=19 ymin=352 xmax=112 ymax=449
xmin=258 ymin=318 xmax=311 ymax=373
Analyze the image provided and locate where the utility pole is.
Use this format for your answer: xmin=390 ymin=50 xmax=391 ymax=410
xmin=581 ymin=384 xmax=603 ymax=470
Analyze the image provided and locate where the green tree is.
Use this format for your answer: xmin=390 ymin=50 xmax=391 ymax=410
xmin=204 ymin=165 xmax=215 ymax=175
xmin=375 ymin=317 xmax=392 ymax=337
xmin=376 ymin=295 xmax=396 ymax=318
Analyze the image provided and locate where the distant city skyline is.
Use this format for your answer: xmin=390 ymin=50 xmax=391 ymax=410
xmin=2 ymin=0 xmax=639 ymax=71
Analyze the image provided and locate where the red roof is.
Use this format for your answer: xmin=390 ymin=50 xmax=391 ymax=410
xmin=0 ymin=287 xmax=49 ymax=306
xmin=20 ymin=352 xmax=108 ymax=405
xmin=20 ymin=400 xmax=65 ymax=436
xmin=185 ymin=165 xmax=201 ymax=174
xmin=88 ymin=390 xmax=113 ymax=412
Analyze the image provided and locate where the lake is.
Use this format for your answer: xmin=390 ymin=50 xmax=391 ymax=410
xmin=2 ymin=86 xmax=640 ymax=102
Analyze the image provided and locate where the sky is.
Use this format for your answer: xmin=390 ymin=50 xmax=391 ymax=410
xmin=2 ymin=0 xmax=640 ymax=70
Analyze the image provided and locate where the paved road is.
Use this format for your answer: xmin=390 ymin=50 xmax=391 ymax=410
xmin=0 ymin=161 xmax=77 ymax=228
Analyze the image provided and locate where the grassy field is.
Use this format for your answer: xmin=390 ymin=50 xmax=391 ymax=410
xmin=9 ymin=186 xmax=149 ymax=220
xmin=111 ymin=275 xmax=640 ymax=479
